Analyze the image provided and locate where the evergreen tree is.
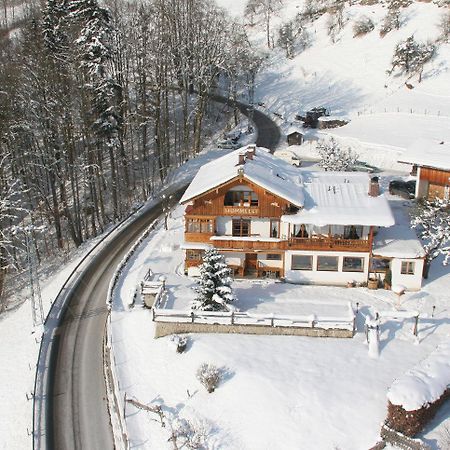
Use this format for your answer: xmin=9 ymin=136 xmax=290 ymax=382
xmin=193 ymin=248 xmax=236 ymax=311
xmin=390 ymin=35 xmax=435 ymax=81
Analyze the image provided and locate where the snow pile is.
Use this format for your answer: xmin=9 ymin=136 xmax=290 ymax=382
xmin=387 ymin=339 xmax=450 ymax=411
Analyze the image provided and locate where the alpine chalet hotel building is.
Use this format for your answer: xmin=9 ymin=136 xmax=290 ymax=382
xmin=180 ymin=145 xmax=424 ymax=289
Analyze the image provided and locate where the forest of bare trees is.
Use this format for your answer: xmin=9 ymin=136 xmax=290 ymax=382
xmin=0 ymin=0 xmax=262 ymax=308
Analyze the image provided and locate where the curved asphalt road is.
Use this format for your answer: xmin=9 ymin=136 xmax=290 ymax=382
xmin=34 ymin=95 xmax=280 ymax=450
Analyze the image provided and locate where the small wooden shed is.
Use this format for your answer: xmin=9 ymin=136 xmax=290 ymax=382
xmin=287 ymin=129 xmax=304 ymax=146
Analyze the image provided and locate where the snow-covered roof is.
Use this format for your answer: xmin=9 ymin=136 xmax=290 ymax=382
xmin=317 ymin=115 xmax=349 ymax=122
xmin=372 ymin=224 xmax=425 ymax=259
xmin=281 ymin=172 xmax=395 ymax=227
xmin=180 ymin=146 xmax=305 ymax=206
xmin=398 ymin=140 xmax=450 ymax=171
xmin=387 ymin=340 xmax=450 ymax=411
xmin=287 ymin=126 xmax=304 ymax=136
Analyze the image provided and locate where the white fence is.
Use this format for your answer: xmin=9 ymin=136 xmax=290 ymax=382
xmin=153 ymin=303 xmax=355 ymax=332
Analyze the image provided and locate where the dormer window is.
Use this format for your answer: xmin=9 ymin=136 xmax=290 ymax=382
xmin=224 ymin=190 xmax=259 ymax=207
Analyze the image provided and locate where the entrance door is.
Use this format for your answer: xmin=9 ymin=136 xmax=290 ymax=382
xmin=245 ymin=253 xmax=258 ymax=276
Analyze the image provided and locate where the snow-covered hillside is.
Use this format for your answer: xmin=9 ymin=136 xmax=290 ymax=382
xmin=224 ymin=0 xmax=450 ymax=168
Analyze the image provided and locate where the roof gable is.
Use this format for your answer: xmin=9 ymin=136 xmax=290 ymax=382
xmin=180 ymin=146 xmax=305 ymax=207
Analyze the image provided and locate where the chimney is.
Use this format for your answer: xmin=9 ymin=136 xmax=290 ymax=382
xmin=238 ymin=153 xmax=245 ymax=165
xmin=247 ymin=145 xmax=256 ymax=158
xmin=368 ymin=176 xmax=380 ymax=197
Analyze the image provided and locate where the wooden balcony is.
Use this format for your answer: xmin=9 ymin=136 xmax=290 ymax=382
xmin=184 ymin=234 xmax=371 ymax=252
xmin=184 ymin=232 xmax=214 ymax=243
xmin=286 ymin=237 xmax=370 ymax=252
xmin=211 ymin=238 xmax=283 ymax=251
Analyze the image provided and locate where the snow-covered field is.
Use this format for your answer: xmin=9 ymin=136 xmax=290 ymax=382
xmin=110 ymin=197 xmax=450 ymax=449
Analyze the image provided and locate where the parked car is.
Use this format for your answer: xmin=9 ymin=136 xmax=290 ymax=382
xmin=224 ymin=131 xmax=241 ymax=142
xmin=273 ymin=150 xmax=302 ymax=167
xmin=349 ymin=161 xmax=379 ymax=173
xmin=217 ymin=139 xmax=240 ymax=149
xmin=389 ymin=179 xmax=416 ymax=199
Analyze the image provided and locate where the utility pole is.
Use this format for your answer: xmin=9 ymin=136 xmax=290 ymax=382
xmin=24 ymin=227 xmax=44 ymax=328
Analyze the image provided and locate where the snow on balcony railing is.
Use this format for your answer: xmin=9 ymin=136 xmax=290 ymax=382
xmin=152 ymin=302 xmax=355 ymax=331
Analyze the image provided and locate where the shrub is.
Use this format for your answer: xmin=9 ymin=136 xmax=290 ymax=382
xmin=196 ymin=363 xmax=222 ymax=393
xmin=353 ymin=16 xmax=375 ymax=36
xmin=168 ymin=334 xmax=188 ymax=353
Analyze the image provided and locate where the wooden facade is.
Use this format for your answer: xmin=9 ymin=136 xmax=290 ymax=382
xmin=186 ymin=176 xmax=292 ymax=219
xmin=419 ymin=167 xmax=450 ymax=200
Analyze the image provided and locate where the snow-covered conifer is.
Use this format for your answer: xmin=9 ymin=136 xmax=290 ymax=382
xmin=193 ymin=248 xmax=235 ymax=311
xmin=390 ymin=36 xmax=435 ymax=81
xmin=411 ymin=198 xmax=450 ymax=276
xmin=317 ymin=138 xmax=358 ymax=172
xmin=353 ymin=16 xmax=375 ymax=37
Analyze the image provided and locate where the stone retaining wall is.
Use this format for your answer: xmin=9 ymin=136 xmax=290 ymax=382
xmin=380 ymin=425 xmax=431 ymax=450
xmin=154 ymin=322 xmax=354 ymax=338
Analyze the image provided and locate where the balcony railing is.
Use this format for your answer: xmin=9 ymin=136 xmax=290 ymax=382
xmin=184 ymin=233 xmax=371 ymax=252
xmin=287 ymin=237 xmax=370 ymax=252
xmin=211 ymin=238 xmax=282 ymax=251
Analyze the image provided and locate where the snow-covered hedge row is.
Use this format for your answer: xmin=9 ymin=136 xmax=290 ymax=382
xmin=385 ymin=340 xmax=450 ymax=436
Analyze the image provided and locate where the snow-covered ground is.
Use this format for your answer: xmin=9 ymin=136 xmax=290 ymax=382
xmin=110 ymin=195 xmax=450 ymax=449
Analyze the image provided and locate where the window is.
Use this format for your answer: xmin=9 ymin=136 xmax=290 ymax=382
xmin=270 ymin=220 xmax=280 ymax=238
xmin=401 ymin=261 xmax=415 ymax=275
xmin=186 ymin=218 xmax=213 ymax=233
xmin=232 ymin=219 xmax=250 ymax=237
xmin=186 ymin=250 xmax=204 ymax=260
xmin=343 ymin=257 xmax=364 ymax=272
xmin=317 ymin=256 xmax=339 ymax=271
xmin=293 ymin=224 xmax=308 ymax=238
xmin=224 ymin=190 xmax=258 ymax=207
xmin=266 ymin=253 xmax=282 ymax=261
xmin=370 ymin=258 xmax=391 ymax=273
xmin=291 ymin=255 xmax=313 ymax=270
xmin=344 ymin=225 xmax=363 ymax=240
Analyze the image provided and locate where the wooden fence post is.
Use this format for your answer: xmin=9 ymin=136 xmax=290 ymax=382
xmin=191 ymin=312 xmax=195 ymax=323
xmin=231 ymin=311 xmax=234 ymax=325
xmin=413 ymin=314 xmax=419 ymax=337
